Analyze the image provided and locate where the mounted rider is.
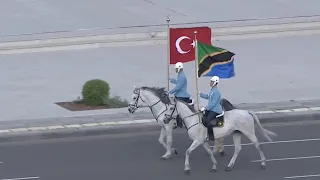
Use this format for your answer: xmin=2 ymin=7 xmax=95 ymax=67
xmin=169 ymin=62 xmax=193 ymax=128
xmin=199 ymin=75 xmax=224 ymax=141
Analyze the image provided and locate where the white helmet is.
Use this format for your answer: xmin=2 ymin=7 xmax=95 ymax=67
xmin=210 ymin=76 xmax=219 ymax=86
xmin=174 ymin=62 xmax=183 ymax=72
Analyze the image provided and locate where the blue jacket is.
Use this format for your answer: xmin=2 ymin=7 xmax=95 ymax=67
xmin=169 ymin=71 xmax=191 ymax=98
xmin=200 ymin=86 xmax=223 ymax=114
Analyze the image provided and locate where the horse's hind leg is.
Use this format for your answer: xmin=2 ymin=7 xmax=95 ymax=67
xmin=226 ymin=131 xmax=242 ymax=171
xmin=203 ymin=142 xmax=217 ymax=172
xmin=243 ymin=132 xmax=267 ymax=170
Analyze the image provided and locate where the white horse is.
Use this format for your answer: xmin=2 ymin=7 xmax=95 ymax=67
xmin=128 ymin=86 xmax=182 ymax=159
xmin=165 ymin=97 xmax=278 ymax=174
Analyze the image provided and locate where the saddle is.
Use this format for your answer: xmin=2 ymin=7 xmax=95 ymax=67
xmin=201 ymin=111 xmax=225 ymax=128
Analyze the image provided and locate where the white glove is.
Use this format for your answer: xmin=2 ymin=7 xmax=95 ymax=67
xmin=169 ymin=94 xmax=175 ymax=98
xmin=200 ymin=107 xmax=206 ymax=112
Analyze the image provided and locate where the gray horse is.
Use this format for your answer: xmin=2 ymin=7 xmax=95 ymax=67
xmin=128 ymin=86 xmax=180 ymax=159
xmin=165 ymin=97 xmax=277 ymax=173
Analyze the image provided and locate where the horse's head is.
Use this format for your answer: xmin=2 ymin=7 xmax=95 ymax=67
xmin=164 ymin=96 xmax=177 ymax=122
xmin=128 ymin=85 xmax=147 ymax=113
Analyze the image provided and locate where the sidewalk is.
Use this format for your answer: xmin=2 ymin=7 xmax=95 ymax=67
xmin=1 ymin=99 xmax=320 ymax=141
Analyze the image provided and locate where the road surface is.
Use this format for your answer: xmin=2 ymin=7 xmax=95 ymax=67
xmin=0 ymin=121 xmax=319 ymax=180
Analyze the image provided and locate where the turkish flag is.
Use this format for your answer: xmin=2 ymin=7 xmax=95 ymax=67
xmin=169 ymin=26 xmax=212 ymax=64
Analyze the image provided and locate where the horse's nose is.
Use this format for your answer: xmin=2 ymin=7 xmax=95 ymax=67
xmin=128 ymin=107 xmax=134 ymax=113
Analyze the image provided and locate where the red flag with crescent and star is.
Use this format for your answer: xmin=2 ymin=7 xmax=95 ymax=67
xmin=169 ymin=26 xmax=212 ymax=64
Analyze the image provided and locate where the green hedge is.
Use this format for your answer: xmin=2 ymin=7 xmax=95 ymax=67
xmin=81 ymin=79 xmax=110 ymax=106
xmin=81 ymin=79 xmax=128 ymax=108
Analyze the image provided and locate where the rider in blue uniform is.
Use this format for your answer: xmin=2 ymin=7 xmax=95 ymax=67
xmin=199 ymin=76 xmax=223 ymax=140
xmin=169 ymin=62 xmax=192 ymax=127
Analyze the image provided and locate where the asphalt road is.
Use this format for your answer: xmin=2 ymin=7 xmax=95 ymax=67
xmin=0 ymin=121 xmax=320 ymax=180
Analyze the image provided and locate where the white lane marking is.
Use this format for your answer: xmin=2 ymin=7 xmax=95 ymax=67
xmin=10 ymin=128 xmax=29 ymax=132
xmin=133 ymin=119 xmax=154 ymax=123
xmin=99 ymin=122 xmax=118 ymax=125
xmin=64 ymin=124 xmax=82 ymax=128
xmin=117 ymin=120 xmax=136 ymax=124
xmin=210 ymin=138 xmax=320 ymax=148
xmin=252 ymin=155 xmax=320 ymax=162
xmin=47 ymin=125 xmax=64 ymax=130
xmin=291 ymin=108 xmax=311 ymax=112
xmin=254 ymin=110 xmax=275 ymax=114
xmin=284 ymin=174 xmax=320 ymax=179
xmin=81 ymin=123 xmax=100 ymax=127
xmin=0 ymin=130 xmax=10 ymax=133
xmin=275 ymin=109 xmax=292 ymax=113
xmin=28 ymin=127 xmax=47 ymax=131
xmin=309 ymin=107 xmax=320 ymax=111
xmin=0 ymin=177 xmax=40 ymax=180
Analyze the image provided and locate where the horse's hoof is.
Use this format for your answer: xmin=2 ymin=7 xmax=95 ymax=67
xmin=210 ymin=168 xmax=217 ymax=172
xmin=161 ymin=156 xmax=170 ymax=160
xmin=260 ymin=165 xmax=267 ymax=170
xmin=225 ymin=166 xmax=232 ymax=171
xmin=220 ymin=151 xmax=225 ymax=157
xmin=172 ymin=148 xmax=178 ymax=154
xmin=184 ymin=169 xmax=191 ymax=174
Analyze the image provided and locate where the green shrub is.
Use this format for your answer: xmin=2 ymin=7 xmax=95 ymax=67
xmin=81 ymin=79 xmax=110 ymax=106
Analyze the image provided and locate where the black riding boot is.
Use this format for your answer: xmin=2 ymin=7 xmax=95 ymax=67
xmin=207 ymin=127 xmax=215 ymax=140
xmin=176 ymin=115 xmax=183 ymax=128
xmin=207 ymin=119 xmax=218 ymax=140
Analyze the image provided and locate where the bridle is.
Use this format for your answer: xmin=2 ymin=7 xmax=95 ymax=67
xmin=167 ymin=98 xmax=203 ymax=131
xmin=128 ymin=88 xmax=175 ymax=122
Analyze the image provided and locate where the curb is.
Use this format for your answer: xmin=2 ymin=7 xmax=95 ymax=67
xmin=0 ymin=111 xmax=320 ymax=143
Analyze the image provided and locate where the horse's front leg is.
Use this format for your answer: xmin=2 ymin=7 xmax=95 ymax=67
xmin=184 ymin=140 xmax=201 ymax=174
xmin=161 ymin=123 xmax=177 ymax=159
xmin=159 ymin=127 xmax=167 ymax=155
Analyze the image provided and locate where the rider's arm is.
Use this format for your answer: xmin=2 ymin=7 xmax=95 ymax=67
xmin=199 ymin=92 xmax=209 ymax=99
xmin=169 ymin=76 xmax=184 ymax=94
xmin=205 ymin=92 xmax=219 ymax=110
xmin=170 ymin=78 xmax=177 ymax=84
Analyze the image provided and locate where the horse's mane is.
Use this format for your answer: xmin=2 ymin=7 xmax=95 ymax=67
xmin=176 ymin=99 xmax=197 ymax=113
xmin=140 ymin=86 xmax=171 ymax=104
xmin=220 ymin=98 xmax=236 ymax=111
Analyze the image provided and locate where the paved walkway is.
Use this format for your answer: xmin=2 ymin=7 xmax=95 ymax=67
xmin=1 ymin=34 xmax=320 ymax=121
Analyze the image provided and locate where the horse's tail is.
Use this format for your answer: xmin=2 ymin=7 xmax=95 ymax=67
xmin=220 ymin=98 xmax=236 ymax=111
xmin=248 ymin=111 xmax=277 ymax=142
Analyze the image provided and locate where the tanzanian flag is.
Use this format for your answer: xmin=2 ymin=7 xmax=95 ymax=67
xmin=197 ymin=41 xmax=235 ymax=78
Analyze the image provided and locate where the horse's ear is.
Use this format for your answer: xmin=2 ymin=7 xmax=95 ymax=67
xmin=133 ymin=85 xmax=136 ymax=89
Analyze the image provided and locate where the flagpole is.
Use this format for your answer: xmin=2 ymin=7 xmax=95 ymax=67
xmin=166 ymin=17 xmax=170 ymax=92
xmin=194 ymin=31 xmax=200 ymax=111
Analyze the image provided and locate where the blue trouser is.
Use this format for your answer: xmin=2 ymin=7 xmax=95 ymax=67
xmin=204 ymin=110 xmax=219 ymax=126
xmin=204 ymin=110 xmax=219 ymax=139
